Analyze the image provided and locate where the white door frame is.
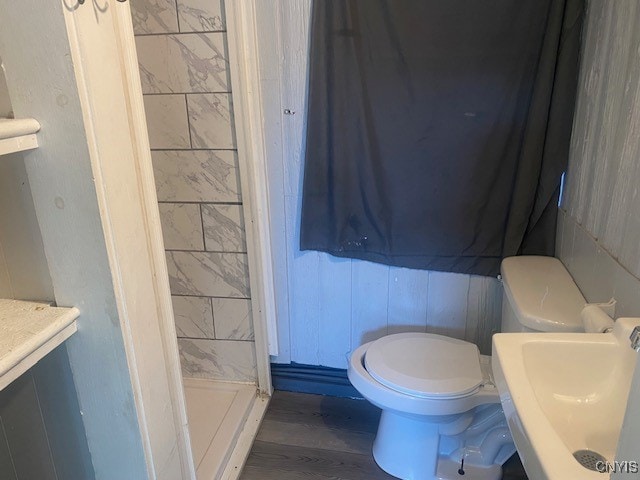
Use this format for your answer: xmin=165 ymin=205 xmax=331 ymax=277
xmin=225 ymin=0 xmax=278 ymax=393
xmin=64 ymin=4 xmax=197 ymax=479
xmin=106 ymin=0 xmax=277 ymax=473
xmin=1 ymin=0 xmax=274 ymax=477
xmin=110 ymin=5 xmax=198 ymax=479
xmin=109 ymin=0 xmax=277 ymax=473
xmin=63 ymin=0 xmax=277 ymax=476
xmin=106 ymin=0 xmax=276 ymax=475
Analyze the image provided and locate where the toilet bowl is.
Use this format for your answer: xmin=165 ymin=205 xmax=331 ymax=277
xmin=347 ymin=256 xmax=587 ymax=480
xmin=349 ymin=334 xmax=513 ymax=480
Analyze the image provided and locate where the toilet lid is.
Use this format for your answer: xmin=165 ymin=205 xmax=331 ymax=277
xmin=364 ymin=333 xmax=483 ymax=398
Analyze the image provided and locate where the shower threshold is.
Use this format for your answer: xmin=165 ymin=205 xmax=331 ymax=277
xmin=184 ymin=378 xmax=268 ymax=480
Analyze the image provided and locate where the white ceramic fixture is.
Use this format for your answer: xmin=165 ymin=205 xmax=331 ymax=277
xmin=492 ymin=317 xmax=640 ymax=480
xmin=347 ymin=256 xmax=588 ymax=480
xmin=350 ymin=334 xmax=514 ymax=480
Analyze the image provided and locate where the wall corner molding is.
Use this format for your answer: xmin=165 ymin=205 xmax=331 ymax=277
xmin=225 ymin=0 xmax=278 ymax=394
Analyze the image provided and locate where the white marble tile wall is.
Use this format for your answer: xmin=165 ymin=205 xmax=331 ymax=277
xmin=143 ymin=95 xmax=190 ymax=149
xmin=130 ymin=0 xmax=180 ymax=35
xmin=152 ymin=150 xmax=241 ymax=203
xmin=131 ymin=0 xmax=256 ymax=383
xmin=172 ymin=295 xmax=214 ymax=339
xmin=158 ymin=203 xmax=204 ymax=250
xmin=131 ymin=0 xmax=224 ymax=35
xmin=187 ymin=93 xmax=235 ymax=149
xmin=212 ymin=298 xmax=253 ymax=340
xmin=136 ymin=33 xmax=229 ymax=94
xmin=166 ymin=251 xmax=250 ymax=298
xmin=178 ymin=338 xmax=256 ymax=382
xmin=202 ymin=204 xmax=246 ymax=252
xmin=177 ymin=0 xmax=225 ymax=33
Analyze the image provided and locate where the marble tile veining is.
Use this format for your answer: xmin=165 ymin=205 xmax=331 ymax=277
xmin=187 ymin=93 xmax=236 ymax=149
xmin=152 ymin=150 xmax=241 ymax=203
xmin=202 ymin=204 xmax=246 ymax=253
xmin=166 ymin=251 xmax=250 ymax=298
xmin=213 ymin=298 xmax=253 ymax=340
xmin=135 ymin=0 xmax=255 ymax=385
xmin=179 ymin=338 xmax=257 ymax=382
xmin=130 ymin=0 xmax=179 ymax=34
xmin=136 ymin=33 xmax=229 ymax=94
xmin=158 ymin=203 xmax=204 ymax=250
xmin=143 ymin=95 xmax=191 ymax=149
xmin=177 ymin=0 xmax=225 ymax=33
xmin=172 ymin=295 xmax=214 ymax=339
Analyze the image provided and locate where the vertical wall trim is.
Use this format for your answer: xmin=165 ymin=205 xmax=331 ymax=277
xmin=224 ymin=0 xmax=277 ymax=394
xmin=62 ymin=11 xmax=156 ymax=478
xmin=112 ymin=4 xmax=197 ymax=479
xmin=62 ymin=3 xmax=195 ymax=478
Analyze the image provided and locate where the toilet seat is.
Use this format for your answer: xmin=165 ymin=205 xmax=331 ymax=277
xmin=364 ymin=333 xmax=483 ymax=399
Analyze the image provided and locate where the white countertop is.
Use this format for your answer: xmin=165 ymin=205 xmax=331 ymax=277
xmin=0 ymin=299 xmax=79 ymax=391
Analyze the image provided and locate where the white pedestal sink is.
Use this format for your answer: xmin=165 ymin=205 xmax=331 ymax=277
xmin=492 ymin=318 xmax=640 ymax=479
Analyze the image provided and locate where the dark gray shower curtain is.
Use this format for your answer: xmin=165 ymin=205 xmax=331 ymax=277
xmin=300 ymin=0 xmax=584 ymax=276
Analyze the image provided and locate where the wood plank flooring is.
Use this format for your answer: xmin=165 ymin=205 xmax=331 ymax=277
xmin=240 ymin=390 xmax=528 ymax=480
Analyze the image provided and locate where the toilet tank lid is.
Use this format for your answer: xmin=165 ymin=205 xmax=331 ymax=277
xmin=501 ymin=256 xmax=586 ymax=332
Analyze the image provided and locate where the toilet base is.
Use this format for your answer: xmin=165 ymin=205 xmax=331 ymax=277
xmin=435 ymin=458 xmax=502 ymax=480
xmin=372 ymin=410 xmax=440 ymax=479
xmin=372 ymin=408 xmax=510 ymax=480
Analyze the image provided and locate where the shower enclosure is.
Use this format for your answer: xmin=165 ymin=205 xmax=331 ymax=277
xmin=0 ymin=0 xmax=274 ymax=478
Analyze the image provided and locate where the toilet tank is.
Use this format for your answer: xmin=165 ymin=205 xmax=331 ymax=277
xmin=500 ymin=256 xmax=586 ymax=333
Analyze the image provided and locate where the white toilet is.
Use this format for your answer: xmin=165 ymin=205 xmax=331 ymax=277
xmin=348 ymin=256 xmax=587 ymax=480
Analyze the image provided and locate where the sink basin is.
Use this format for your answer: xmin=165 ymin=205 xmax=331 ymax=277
xmin=492 ymin=318 xmax=640 ymax=479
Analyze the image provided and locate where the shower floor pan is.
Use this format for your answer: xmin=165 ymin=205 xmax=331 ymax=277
xmin=184 ymin=378 xmax=265 ymax=480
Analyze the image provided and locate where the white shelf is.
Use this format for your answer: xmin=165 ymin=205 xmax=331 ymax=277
xmin=0 ymin=299 xmax=78 ymax=391
xmin=0 ymin=117 xmax=40 ymax=156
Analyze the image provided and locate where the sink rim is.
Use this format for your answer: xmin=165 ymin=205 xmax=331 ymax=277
xmin=492 ymin=331 xmax=626 ymax=480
